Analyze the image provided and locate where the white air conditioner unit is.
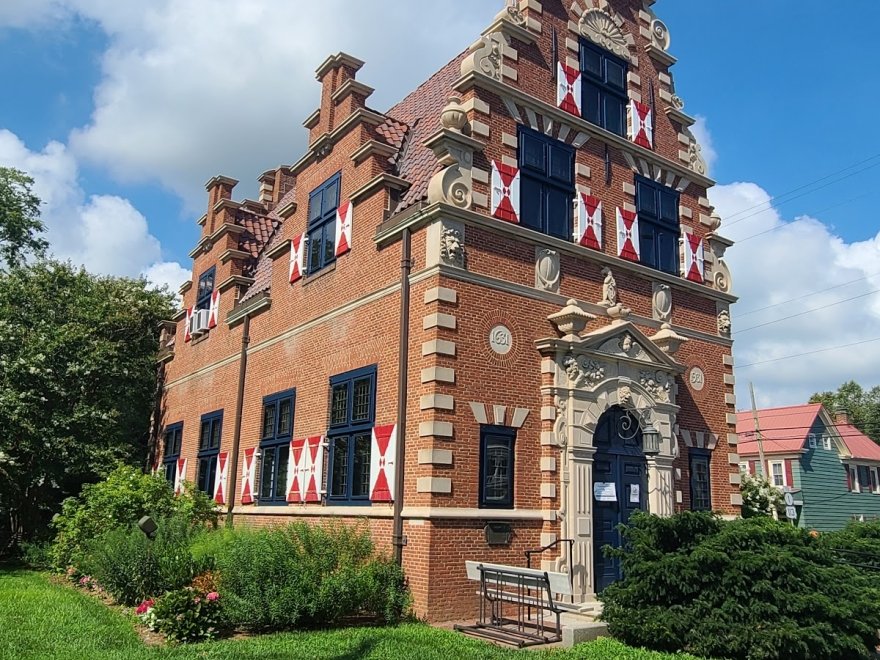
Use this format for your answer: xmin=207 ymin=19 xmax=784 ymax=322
xmin=190 ymin=309 xmax=210 ymax=336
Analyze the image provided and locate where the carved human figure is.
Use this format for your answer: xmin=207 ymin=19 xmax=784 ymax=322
xmin=601 ymin=267 xmax=617 ymax=307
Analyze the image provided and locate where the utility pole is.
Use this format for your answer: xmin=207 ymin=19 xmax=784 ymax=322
xmin=749 ymin=382 xmax=767 ymax=478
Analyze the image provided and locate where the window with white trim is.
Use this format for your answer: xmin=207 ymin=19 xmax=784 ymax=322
xmin=808 ymin=434 xmax=816 ymax=449
xmin=823 ymin=435 xmax=832 ymax=450
xmin=849 ymin=465 xmax=859 ymax=493
xmin=770 ymin=461 xmax=785 ymax=488
xmin=739 ymin=461 xmax=749 ymax=474
xmin=872 ymin=467 xmax=880 ymax=494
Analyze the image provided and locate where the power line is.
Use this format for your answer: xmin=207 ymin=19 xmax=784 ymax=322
xmin=737 ymin=336 xmax=880 ymax=369
xmin=735 ymin=271 xmax=880 ymax=318
xmin=733 ymin=290 xmax=880 ymax=335
xmin=720 ymin=153 xmax=880 ymax=227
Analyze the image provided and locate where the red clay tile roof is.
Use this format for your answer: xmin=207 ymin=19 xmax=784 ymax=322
xmin=839 ymin=423 xmax=880 ymax=461
xmin=736 ymin=404 xmax=822 ymax=455
xmin=239 ymin=50 xmax=465 ymax=302
xmin=386 ymin=50 xmax=467 ymax=212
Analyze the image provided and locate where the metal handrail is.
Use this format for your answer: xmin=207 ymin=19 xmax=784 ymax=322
xmin=525 ymin=538 xmax=575 ymax=596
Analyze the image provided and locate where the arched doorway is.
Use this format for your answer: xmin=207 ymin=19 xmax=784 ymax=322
xmin=592 ymin=405 xmax=647 ymax=592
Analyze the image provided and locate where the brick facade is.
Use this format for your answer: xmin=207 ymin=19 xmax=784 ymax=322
xmin=156 ymin=0 xmax=739 ymax=622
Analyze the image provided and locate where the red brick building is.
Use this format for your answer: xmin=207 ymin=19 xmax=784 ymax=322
xmin=154 ymin=0 xmax=739 ymax=620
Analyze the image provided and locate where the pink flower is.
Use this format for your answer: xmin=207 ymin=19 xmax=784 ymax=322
xmin=136 ymin=599 xmax=154 ymax=615
xmin=206 ymin=592 xmax=219 ymax=602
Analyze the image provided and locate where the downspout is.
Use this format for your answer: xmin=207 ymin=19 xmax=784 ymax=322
xmin=226 ymin=313 xmax=251 ymax=528
xmin=392 ymin=227 xmax=412 ymax=565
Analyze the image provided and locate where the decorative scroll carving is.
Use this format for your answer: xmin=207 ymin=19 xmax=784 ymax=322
xmin=651 ymin=18 xmax=670 ymax=51
xmin=578 ymin=8 xmax=631 ymax=60
xmin=652 ymin=283 xmax=672 ymax=324
xmin=684 ymin=128 xmax=707 ymax=176
xmin=535 ymin=248 xmax=560 ymax=293
xmin=563 ymin=354 xmax=606 ymax=388
xmin=461 ymin=31 xmax=505 ymax=81
xmin=640 ymin=369 xmax=671 ymax=404
xmin=504 ymin=5 xmax=527 ymax=27
xmin=440 ymin=225 xmax=466 ymax=268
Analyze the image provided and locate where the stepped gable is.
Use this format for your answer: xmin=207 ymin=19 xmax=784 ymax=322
xmin=240 ymin=187 xmax=296 ymax=301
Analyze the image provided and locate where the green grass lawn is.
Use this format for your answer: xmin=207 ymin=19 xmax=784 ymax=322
xmin=0 ymin=568 xmax=701 ymax=659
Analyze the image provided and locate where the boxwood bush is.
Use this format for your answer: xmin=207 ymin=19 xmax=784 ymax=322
xmin=210 ymin=522 xmax=409 ymax=631
xmin=600 ymin=512 xmax=880 ymax=660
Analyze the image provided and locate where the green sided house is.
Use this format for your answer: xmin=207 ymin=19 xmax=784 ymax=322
xmin=737 ymin=404 xmax=880 ymax=530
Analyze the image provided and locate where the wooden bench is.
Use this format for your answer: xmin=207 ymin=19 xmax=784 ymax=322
xmin=454 ymin=561 xmax=572 ymax=647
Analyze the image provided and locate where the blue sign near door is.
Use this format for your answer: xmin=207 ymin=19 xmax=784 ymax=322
xmin=592 ymin=406 xmax=647 ymax=593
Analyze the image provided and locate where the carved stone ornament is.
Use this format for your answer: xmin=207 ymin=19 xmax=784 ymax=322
xmin=548 ymin=299 xmax=595 ymax=340
xmin=578 ymin=8 xmax=631 ymax=60
xmin=718 ymin=308 xmax=732 ymax=337
xmin=713 ymin=260 xmax=732 ymax=294
xmin=440 ymin=96 xmax=468 ymax=132
xmin=640 ymin=369 xmax=671 ymax=404
xmin=651 ymin=18 xmax=671 ymax=51
xmin=650 ymin=324 xmax=687 ymax=355
xmin=502 ymin=4 xmax=527 ymax=27
xmin=652 ymin=283 xmax=672 ymax=324
xmin=618 ymin=384 xmax=632 ymax=405
xmin=600 ymin=267 xmax=617 ymax=307
xmin=440 ymin=225 xmax=466 ymax=268
xmin=671 ymin=94 xmax=685 ymax=110
xmin=460 ymin=31 xmax=505 ymax=81
xmin=563 ymin=354 xmax=606 ymax=388
xmin=685 ymin=128 xmax=708 ymax=176
xmin=535 ymin=247 xmax=560 ymax=293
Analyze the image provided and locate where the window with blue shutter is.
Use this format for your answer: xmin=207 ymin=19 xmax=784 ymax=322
xmin=479 ymin=426 xmax=516 ymax=509
xmin=163 ymin=422 xmax=183 ymax=486
xmin=327 ymin=365 xmax=376 ymax=505
xmin=635 ymin=175 xmax=680 ymax=275
xmin=196 ymin=267 xmax=215 ymax=310
xmin=307 ymin=172 xmax=341 ymax=275
xmin=196 ymin=411 xmax=222 ymax=495
xmin=259 ymin=389 xmax=295 ymax=505
xmin=517 ymin=125 xmax=575 ymax=240
xmin=580 ymin=39 xmax=627 ymax=137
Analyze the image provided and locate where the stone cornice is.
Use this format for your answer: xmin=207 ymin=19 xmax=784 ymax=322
xmin=377 ymin=201 xmax=738 ymax=305
xmin=188 ymin=222 xmax=246 ymax=258
xmin=314 ymin=52 xmax=364 ymax=80
xmin=217 ymin=274 xmax=254 ymax=293
xmin=277 ymin=200 xmax=297 ymax=219
xmin=204 ymin=174 xmax=238 ymax=191
xmin=291 ymin=108 xmax=386 ymax=175
xmin=349 ymin=173 xmax=409 ymax=204
xmin=303 ymin=108 xmax=320 ymax=129
xmin=178 ymin=280 xmax=193 ymax=295
xmin=453 ymin=70 xmax=715 ymax=189
xmin=331 ymin=78 xmax=374 ymax=103
xmin=266 ymin=239 xmax=291 ymax=260
xmin=226 ymin=291 xmax=271 ymax=327
xmin=219 ymin=248 xmax=250 ymax=264
xmin=350 ymin=140 xmax=398 ymax=165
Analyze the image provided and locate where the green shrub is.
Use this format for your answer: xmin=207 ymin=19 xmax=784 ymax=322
xmin=50 ymin=464 xmax=217 ymax=571
xmin=150 ymin=587 xmax=222 ymax=643
xmin=213 ymin=522 xmax=409 ymax=631
xmin=600 ymin=512 xmax=880 ymax=659
xmin=19 ymin=541 xmax=53 ymax=570
xmin=79 ymin=514 xmax=209 ymax=605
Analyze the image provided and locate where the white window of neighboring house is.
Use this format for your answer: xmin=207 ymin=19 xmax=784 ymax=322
xmin=808 ymin=434 xmax=817 ymax=449
xmin=871 ymin=467 xmax=880 ymax=494
xmin=850 ymin=466 xmax=859 ymax=493
xmin=770 ymin=461 xmax=785 ymax=488
xmin=739 ymin=461 xmax=749 ymax=474
xmin=823 ymin=436 xmax=832 ymax=450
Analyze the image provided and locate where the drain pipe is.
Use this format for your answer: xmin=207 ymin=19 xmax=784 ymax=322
xmin=392 ymin=227 xmax=412 ymax=565
xmin=226 ymin=313 xmax=251 ymax=528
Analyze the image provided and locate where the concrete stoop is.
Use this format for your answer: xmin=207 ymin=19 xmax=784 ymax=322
xmin=559 ymin=604 xmax=609 ymax=648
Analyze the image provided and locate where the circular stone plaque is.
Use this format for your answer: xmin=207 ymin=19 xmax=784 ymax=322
xmin=688 ymin=367 xmax=706 ymax=392
xmin=489 ymin=325 xmax=513 ymax=355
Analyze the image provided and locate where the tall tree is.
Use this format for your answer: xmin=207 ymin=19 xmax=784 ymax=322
xmin=0 ymin=261 xmax=175 ymax=546
xmin=810 ymin=380 xmax=880 ymax=443
xmin=0 ymin=167 xmax=47 ymax=267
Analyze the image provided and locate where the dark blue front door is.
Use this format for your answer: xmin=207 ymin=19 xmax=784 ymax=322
xmin=592 ymin=406 xmax=647 ymax=593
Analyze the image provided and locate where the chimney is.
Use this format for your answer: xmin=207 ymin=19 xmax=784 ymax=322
xmin=834 ymin=406 xmax=851 ymax=425
xmin=204 ymin=175 xmax=238 ymax=234
xmin=313 ymin=52 xmax=369 ymax=137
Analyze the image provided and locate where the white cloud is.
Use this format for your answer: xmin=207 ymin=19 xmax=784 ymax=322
xmin=143 ymin=261 xmax=190 ymax=299
xmin=0 ymin=129 xmax=188 ymax=289
xmin=711 ymin=181 xmax=880 ymax=408
xmin=690 ymin=116 xmax=717 ymax=173
xmin=3 ymin=0 xmax=498 ymax=211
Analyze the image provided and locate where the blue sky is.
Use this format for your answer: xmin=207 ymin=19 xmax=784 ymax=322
xmin=1 ymin=0 xmax=879 ymax=408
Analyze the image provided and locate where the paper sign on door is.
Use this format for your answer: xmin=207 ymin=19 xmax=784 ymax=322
xmin=629 ymin=484 xmax=640 ymax=503
xmin=594 ymin=482 xmax=617 ymax=502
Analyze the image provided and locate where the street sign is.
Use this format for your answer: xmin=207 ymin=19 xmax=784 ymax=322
xmin=785 ymin=505 xmax=797 ymax=520
xmin=784 ymin=492 xmax=794 ymax=506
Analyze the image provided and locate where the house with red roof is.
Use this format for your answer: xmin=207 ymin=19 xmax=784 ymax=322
xmin=152 ymin=0 xmax=740 ymax=619
xmin=737 ymin=405 xmax=880 ymax=530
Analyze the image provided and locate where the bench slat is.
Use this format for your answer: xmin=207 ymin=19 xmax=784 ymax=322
xmin=464 ymin=561 xmax=573 ymax=596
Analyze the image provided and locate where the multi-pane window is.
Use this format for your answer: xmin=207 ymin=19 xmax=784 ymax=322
xmin=872 ymin=468 xmax=880 ymax=494
xmin=579 ymin=39 xmax=627 ymax=137
xmin=163 ymin=423 xmax=183 ymax=486
xmin=517 ymin=125 xmax=575 ymax=240
xmin=196 ymin=267 xmax=216 ymax=310
xmin=858 ymin=465 xmax=872 ymax=493
xmin=770 ymin=461 xmax=785 ymax=488
xmin=635 ymin=175 xmax=680 ymax=275
xmin=307 ymin=172 xmax=341 ymax=275
xmin=849 ymin=465 xmax=859 ymax=492
xmin=259 ymin=389 xmax=295 ymax=505
xmin=823 ymin=436 xmax=832 ymax=450
xmin=689 ymin=452 xmax=711 ymax=511
xmin=327 ymin=366 xmax=376 ymax=504
xmin=479 ymin=426 xmax=516 ymax=509
xmin=197 ymin=411 xmax=222 ymax=495
xmin=808 ymin=434 xmax=817 ymax=449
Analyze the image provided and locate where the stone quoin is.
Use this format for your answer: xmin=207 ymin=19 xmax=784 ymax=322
xmin=153 ymin=0 xmax=739 ymax=621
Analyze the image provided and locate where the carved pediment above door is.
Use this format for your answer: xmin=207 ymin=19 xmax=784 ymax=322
xmin=577 ymin=322 xmax=684 ymax=373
